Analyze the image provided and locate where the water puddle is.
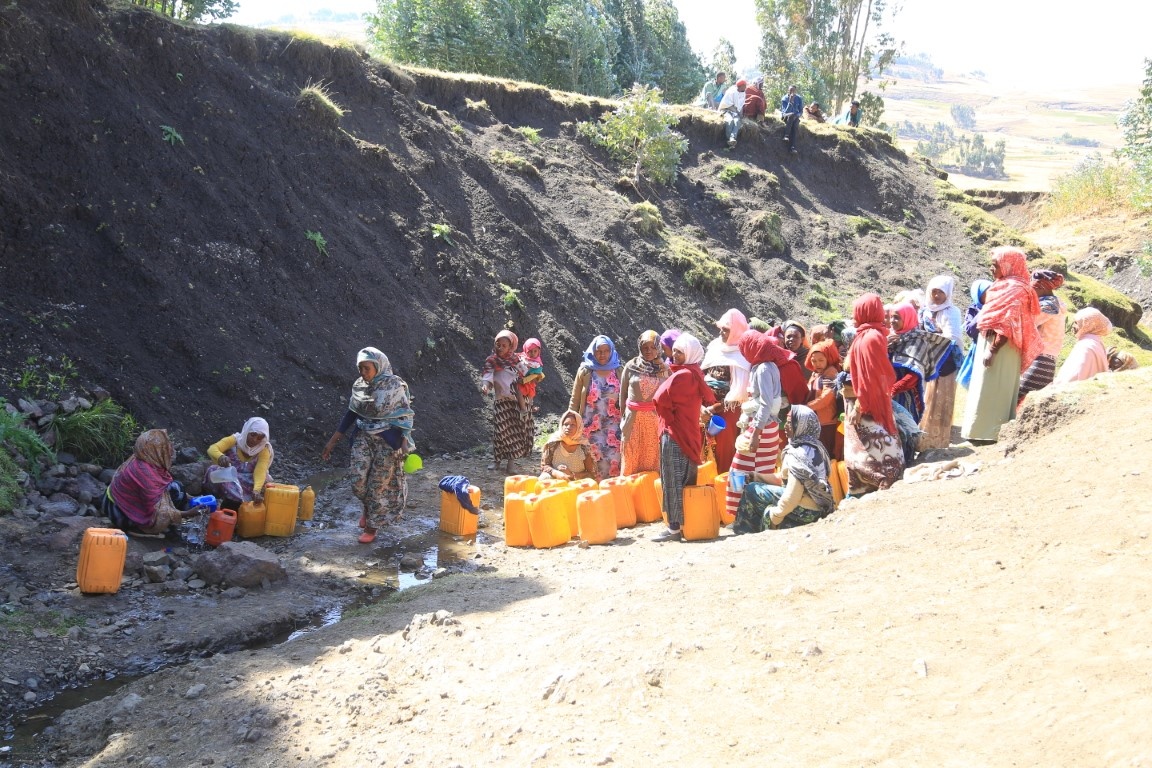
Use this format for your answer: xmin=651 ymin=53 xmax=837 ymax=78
xmin=359 ymin=529 xmax=475 ymax=590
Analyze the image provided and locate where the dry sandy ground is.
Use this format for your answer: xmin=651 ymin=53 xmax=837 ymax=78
xmin=32 ymin=369 xmax=1152 ymax=767
xmin=885 ymin=76 xmax=1138 ymax=191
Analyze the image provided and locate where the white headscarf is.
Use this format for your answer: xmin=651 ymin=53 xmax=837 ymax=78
xmin=672 ymin=333 xmax=705 ymax=365
xmin=234 ymin=416 xmax=271 ymax=458
xmin=926 ymin=275 xmax=956 ymax=313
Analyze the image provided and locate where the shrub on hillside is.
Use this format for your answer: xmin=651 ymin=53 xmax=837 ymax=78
xmin=1044 ymin=154 xmax=1135 ymax=220
xmin=577 ymin=85 xmax=687 ymax=186
xmin=663 ymin=236 xmax=726 ymax=295
xmin=297 ymin=81 xmax=346 ymax=127
xmin=0 ymin=403 xmax=54 ymax=479
xmin=52 ymin=399 xmax=138 ymax=467
xmin=629 ymin=202 xmax=663 ymax=234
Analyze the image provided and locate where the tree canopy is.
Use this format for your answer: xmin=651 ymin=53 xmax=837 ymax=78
xmin=1119 ymin=58 xmax=1152 ymax=209
xmin=368 ymin=0 xmax=705 ymax=101
xmin=132 ymin=0 xmax=236 ymax=22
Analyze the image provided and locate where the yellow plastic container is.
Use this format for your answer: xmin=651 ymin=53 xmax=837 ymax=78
xmin=836 ymin=461 xmax=850 ymax=499
xmin=526 ymin=488 xmax=570 ymax=549
xmin=577 ymin=490 xmax=617 ymax=544
xmin=440 ymin=485 xmax=481 ymax=536
xmin=696 ymin=459 xmax=717 ymax=489
xmin=599 ymin=476 xmax=636 ymax=528
xmin=76 ymin=528 xmax=128 ymax=594
xmin=714 ymin=472 xmax=735 ymax=525
xmin=682 ymin=485 xmax=720 ymax=541
xmin=551 ymin=486 xmax=580 ymax=539
xmin=629 ymin=472 xmax=662 ymax=523
xmin=829 ymin=461 xmax=845 ymax=506
xmin=570 ymin=478 xmax=598 ymax=493
xmin=503 ymin=492 xmax=533 ymax=547
xmin=535 ymin=477 xmax=569 ymax=491
xmin=236 ymin=501 xmax=267 ymax=538
xmin=299 ymin=485 xmax=316 ymax=521
xmin=264 ymin=483 xmax=300 ymax=537
xmin=504 ymin=474 xmax=538 ymax=497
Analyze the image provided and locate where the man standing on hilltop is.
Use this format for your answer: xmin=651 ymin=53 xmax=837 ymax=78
xmin=781 ymin=84 xmax=804 ymax=151
xmin=718 ymin=78 xmax=748 ymax=149
xmin=696 ymin=71 xmax=728 ymax=110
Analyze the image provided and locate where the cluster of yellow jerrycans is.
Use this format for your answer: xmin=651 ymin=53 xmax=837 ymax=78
xmin=481 ymin=455 xmax=853 ymax=551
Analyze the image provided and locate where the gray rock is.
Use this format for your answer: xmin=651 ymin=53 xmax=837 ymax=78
xmin=77 ymin=463 xmax=103 ymax=477
xmin=221 ymin=586 xmax=247 ymax=599
xmin=47 ymin=516 xmax=105 ymax=552
xmin=114 ymin=693 xmax=143 ymax=715
xmin=25 ymin=678 xmax=38 ymax=690
xmin=187 ymin=579 xmax=207 ymax=590
xmin=36 ymin=477 xmax=64 ymax=496
xmin=193 ymin=542 xmax=287 ymax=588
xmin=77 ymin=396 xmax=93 ymax=409
xmin=172 ymin=566 xmax=194 ymax=581
xmin=36 ymin=415 xmax=55 ymax=428
xmin=23 ymin=691 xmax=37 ymax=702
xmin=169 ymin=461 xmax=208 ymax=496
xmin=99 ymin=468 xmax=115 ymax=485
xmin=142 ymin=551 xmax=171 ymax=567
xmin=17 ymin=399 xmax=42 ymax=417
xmin=40 ymin=498 xmax=80 ymax=518
xmin=72 ymin=473 xmax=106 ymax=503
xmin=143 ymin=565 xmax=170 ymax=584
xmin=60 ymin=397 xmax=80 ymax=415
xmin=399 ymin=553 xmax=424 ymax=572
xmin=56 ymin=452 xmax=77 ymax=466
xmin=185 ymin=683 xmax=207 ymax=699
xmin=161 ymin=580 xmax=189 ymax=593
xmin=174 ymin=447 xmax=201 ymax=465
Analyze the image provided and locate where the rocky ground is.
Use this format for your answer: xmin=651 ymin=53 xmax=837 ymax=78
xmin=0 ymin=369 xmax=1147 ymax=767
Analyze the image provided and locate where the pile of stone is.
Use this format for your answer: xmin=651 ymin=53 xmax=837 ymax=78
xmin=127 ymin=542 xmax=288 ymax=594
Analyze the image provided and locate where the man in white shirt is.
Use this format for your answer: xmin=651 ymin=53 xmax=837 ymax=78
xmin=717 ymin=78 xmax=748 ymax=148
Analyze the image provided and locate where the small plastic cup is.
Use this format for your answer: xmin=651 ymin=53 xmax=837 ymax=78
xmin=706 ymin=415 xmax=726 ymax=436
xmin=729 ymin=470 xmax=747 ymax=494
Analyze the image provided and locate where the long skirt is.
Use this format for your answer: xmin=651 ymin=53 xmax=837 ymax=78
xmin=725 ymin=423 xmax=781 ymax=522
xmin=1017 ymin=353 xmax=1056 ymax=403
xmin=493 ymin=398 xmax=529 ymax=461
xmin=351 ymin=432 xmax=407 ymax=529
xmin=621 ymin=410 xmax=661 ymax=475
xmin=733 ymin=482 xmax=824 ymax=534
xmin=659 ymin=434 xmax=697 ymax=529
xmin=843 ymin=398 xmax=904 ymax=494
xmin=961 ymin=336 xmax=1022 ymax=442
xmin=918 ymin=373 xmax=957 ymax=451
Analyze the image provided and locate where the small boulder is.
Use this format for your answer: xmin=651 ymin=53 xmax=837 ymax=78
xmin=60 ymin=397 xmax=81 ymax=415
xmin=17 ymin=399 xmax=42 ymax=418
xmin=47 ymin=516 xmax=105 ymax=552
xmin=40 ymin=497 xmax=80 ymax=518
xmin=169 ymin=461 xmax=208 ymax=496
xmin=399 ymin=553 xmax=424 ymax=572
xmin=143 ymin=565 xmax=170 ymax=584
xmin=56 ymin=452 xmax=77 ymax=466
xmin=193 ymin=542 xmax=287 ymax=588
xmin=174 ymin=448 xmax=201 ymax=465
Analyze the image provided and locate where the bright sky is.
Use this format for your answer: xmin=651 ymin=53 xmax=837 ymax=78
xmin=227 ymin=0 xmax=1150 ymax=89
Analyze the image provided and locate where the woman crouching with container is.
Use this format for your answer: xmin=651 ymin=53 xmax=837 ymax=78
xmin=322 ymin=347 xmax=415 ymax=544
xmin=104 ymin=429 xmax=201 ymax=536
xmin=203 ymin=417 xmax=273 ymax=509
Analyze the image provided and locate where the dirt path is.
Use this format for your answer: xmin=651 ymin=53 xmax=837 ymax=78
xmin=11 ymin=370 xmax=1149 ymax=767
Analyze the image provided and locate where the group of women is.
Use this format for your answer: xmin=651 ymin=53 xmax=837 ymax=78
xmin=103 ymin=245 xmax=1137 ymax=545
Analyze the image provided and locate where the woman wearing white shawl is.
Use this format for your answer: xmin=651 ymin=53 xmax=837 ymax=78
xmin=701 ymin=308 xmax=751 ymax=473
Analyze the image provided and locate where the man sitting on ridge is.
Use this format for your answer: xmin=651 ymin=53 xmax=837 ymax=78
xmin=718 ymin=78 xmax=748 ymax=149
xmin=696 ymin=71 xmax=728 ymax=110
xmin=780 ymin=84 xmax=803 ymax=151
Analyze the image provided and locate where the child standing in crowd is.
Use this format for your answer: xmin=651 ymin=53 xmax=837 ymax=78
xmin=519 ymin=337 xmax=545 ymax=446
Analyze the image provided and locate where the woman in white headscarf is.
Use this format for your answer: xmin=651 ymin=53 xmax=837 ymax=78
xmin=917 ymin=274 xmax=964 ymax=450
xmin=701 ymin=308 xmax=751 ymax=473
xmin=205 ymin=416 xmax=274 ymax=506
xmin=1053 ymin=308 xmax=1112 ymax=385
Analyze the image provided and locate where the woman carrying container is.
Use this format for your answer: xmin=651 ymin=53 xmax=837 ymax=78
xmin=322 ymin=347 xmax=415 ymax=544
xmin=203 ymin=416 xmax=273 ymax=509
xmin=104 ymin=429 xmax=199 ymax=536
xmin=652 ymin=333 xmax=717 ymax=542
xmin=480 ymin=329 xmax=530 ymax=474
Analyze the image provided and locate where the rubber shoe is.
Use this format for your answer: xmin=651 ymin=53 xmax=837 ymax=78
xmin=358 ymin=529 xmax=377 ymax=544
xmin=653 ymin=527 xmax=683 ymax=543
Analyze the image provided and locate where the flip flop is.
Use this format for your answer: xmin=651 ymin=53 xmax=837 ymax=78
xmin=358 ymin=529 xmax=377 ymax=544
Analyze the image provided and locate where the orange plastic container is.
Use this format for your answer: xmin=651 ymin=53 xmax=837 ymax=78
xmin=236 ymin=501 xmax=267 ymax=538
xmin=205 ymin=508 xmax=237 ymax=547
xmin=714 ymin=472 xmax=735 ymax=525
xmin=551 ymin=486 xmax=580 ymax=539
xmin=682 ymin=485 xmax=720 ymax=541
xmin=577 ymin=490 xmax=617 ymax=544
xmin=264 ymin=483 xmax=300 ymax=537
xmin=836 ymin=461 xmax=850 ymax=499
xmin=570 ymin=478 xmax=598 ymax=493
xmin=503 ymin=492 xmax=533 ymax=547
xmin=535 ymin=477 xmax=569 ymax=491
xmin=629 ymin=472 xmax=662 ymax=523
xmin=829 ymin=461 xmax=845 ymax=506
xmin=504 ymin=474 xmax=538 ymax=497
xmin=526 ymin=488 xmax=570 ymax=548
xmin=299 ymin=486 xmax=316 ymax=521
xmin=76 ymin=528 xmax=128 ymax=595
xmin=599 ymin=476 xmax=636 ymax=528
xmin=440 ymin=486 xmax=481 ymax=536
xmin=696 ymin=460 xmax=717 ymax=489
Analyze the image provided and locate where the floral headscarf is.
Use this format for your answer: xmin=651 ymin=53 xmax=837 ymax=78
xmin=544 ymin=409 xmax=589 ymax=447
xmin=1074 ymin=307 xmax=1112 ymax=339
xmin=782 ymin=406 xmax=834 ymax=516
xmin=581 ymin=335 xmax=620 ymax=371
xmin=1107 ymin=347 xmax=1138 ymax=371
xmin=349 ymin=347 xmax=415 ymax=449
xmin=977 ymin=247 xmax=1042 ymax=372
xmin=625 ymin=330 xmax=667 ymax=378
xmin=133 ymin=429 xmax=174 ymax=472
xmin=482 ymin=330 xmax=524 ymax=381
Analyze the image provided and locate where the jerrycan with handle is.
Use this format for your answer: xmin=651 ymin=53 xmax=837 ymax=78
xmin=205 ymin=508 xmax=237 ymax=547
xmin=236 ymin=500 xmax=267 ymax=538
xmin=299 ymin=486 xmax=316 ymax=521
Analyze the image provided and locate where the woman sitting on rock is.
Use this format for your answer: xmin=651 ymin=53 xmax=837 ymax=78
xmin=203 ymin=416 xmax=273 ymax=509
xmin=539 ymin=410 xmax=598 ymax=482
xmin=1053 ymin=308 xmax=1112 ymax=385
xmin=104 ymin=429 xmax=198 ymax=536
xmin=732 ymin=405 xmax=835 ymax=533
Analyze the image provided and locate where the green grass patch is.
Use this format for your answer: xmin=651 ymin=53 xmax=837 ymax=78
xmin=51 ymin=399 xmax=138 ymax=467
xmin=1058 ymin=271 xmax=1145 ymax=333
xmin=747 ymin=211 xmax=785 ymax=252
xmin=0 ymin=450 xmax=21 ymax=513
xmin=717 ymin=162 xmax=747 ymax=184
xmin=0 ymin=608 xmax=87 ymax=637
xmin=629 ymin=201 xmax=663 ymax=234
xmin=489 ymin=149 xmax=539 ymax=177
xmin=499 ymin=283 xmax=523 ymax=311
xmin=514 ymin=126 xmax=542 ymax=144
xmin=846 ymin=215 xmax=889 ymax=236
xmin=0 ymin=403 xmax=54 ymax=477
xmin=663 ymin=235 xmax=727 ymax=295
xmin=934 ymin=179 xmax=973 ymax=204
xmin=297 ymin=80 xmax=346 ymax=122
xmin=1044 ymin=155 xmax=1135 ymax=221
xmin=947 ymin=201 xmax=1042 ymax=256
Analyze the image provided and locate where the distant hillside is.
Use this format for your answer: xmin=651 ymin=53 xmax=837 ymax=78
xmin=0 ymin=0 xmax=992 ymax=454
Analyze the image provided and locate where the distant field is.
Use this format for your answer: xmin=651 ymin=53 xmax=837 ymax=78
xmin=883 ymin=74 xmax=1139 ymax=192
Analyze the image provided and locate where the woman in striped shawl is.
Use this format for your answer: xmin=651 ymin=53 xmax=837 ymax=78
xmin=1017 ymin=270 xmax=1067 ymax=404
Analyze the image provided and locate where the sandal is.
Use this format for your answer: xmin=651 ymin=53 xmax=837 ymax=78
xmin=358 ymin=529 xmax=377 ymax=544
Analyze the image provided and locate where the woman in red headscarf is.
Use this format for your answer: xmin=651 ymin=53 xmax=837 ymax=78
xmin=843 ymin=293 xmax=904 ymax=494
xmin=805 ymin=340 xmax=843 ymax=459
xmin=961 ymin=247 xmax=1041 ymax=442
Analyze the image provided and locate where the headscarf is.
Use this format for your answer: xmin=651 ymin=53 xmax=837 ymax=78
xmin=738 ymin=331 xmax=808 ymax=405
xmin=781 ymin=406 xmax=835 ymax=516
xmin=1073 ymin=307 xmax=1112 ymax=339
xmin=659 ymin=328 xmax=682 ymax=353
xmin=782 ymin=320 xmax=807 ymax=344
xmin=349 ymin=347 xmax=415 ymax=448
xmin=133 ymin=429 xmax=174 ymax=472
xmin=970 ymin=279 xmax=992 ymax=304
xmin=716 ymin=308 xmax=749 ymax=345
xmin=482 ymin=331 xmax=524 ymax=381
xmin=581 ymin=335 xmax=620 ymax=371
xmin=673 ymin=333 xmax=705 ymax=365
xmin=625 ymin=330 xmax=667 ymax=378
xmin=976 ymin=247 xmax=1042 ymax=372
xmin=805 ymin=339 xmax=841 ymax=371
xmin=544 ymin=409 xmax=589 ymax=447
xmin=1031 ymin=269 xmax=1065 ymax=294
xmin=890 ymin=303 xmax=919 ymax=335
xmin=522 ymin=337 xmax=542 ymax=363
xmin=233 ymin=416 xmax=271 ymax=459
xmin=1107 ymin=347 xmax=1138 ymax=371
xmin=846 ymin=293 xmax=897 ymax=435
xmin=653 ymin=333 xmax=714 ymax=464
xmin=926 ymin=275 xmax=956 ymax=313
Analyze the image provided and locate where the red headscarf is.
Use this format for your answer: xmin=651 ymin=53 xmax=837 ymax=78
xmin=805 ymin=339 xmax=841 ymax=371
xmin=891 ymin=302 xmax=919 ymax=335
xmin=738 ymin=331 xmax=809 ymax=405
xmin=847 ymin=293 xmax=897 ymax=434
xmin=977 ymin=247 xmax=1042 ymax=372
